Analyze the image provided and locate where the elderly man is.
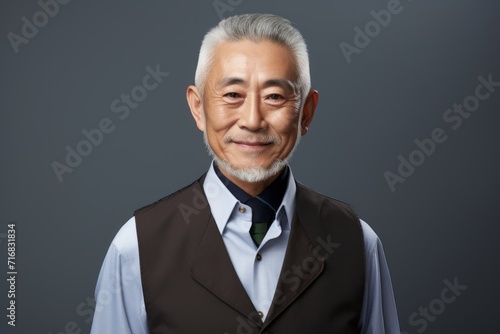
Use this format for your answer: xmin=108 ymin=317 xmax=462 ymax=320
xmin=90 ymin=13 xmax=400 ymax=334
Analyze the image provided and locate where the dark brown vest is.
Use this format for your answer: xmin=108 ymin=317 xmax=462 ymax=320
xmin=135 ymin=175 xmax=365 ymax=333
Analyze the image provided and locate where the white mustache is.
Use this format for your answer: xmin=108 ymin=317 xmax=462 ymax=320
xmin=223 ymin=134 xmax=281 ymax=145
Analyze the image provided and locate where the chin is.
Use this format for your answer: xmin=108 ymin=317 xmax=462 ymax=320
xmin=203 ymin=130 xmax=298 ymax=183
xmin=216 ymin=158 xmax=286 ymax=183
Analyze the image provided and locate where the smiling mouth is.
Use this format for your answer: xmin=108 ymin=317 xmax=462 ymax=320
xmin=232 ymin=141 xmax=272 ymax=146
xmin=230 ymin=140 xmax=274 ymax=153
xmin=225 ymin=134 xmax=280 ymax=145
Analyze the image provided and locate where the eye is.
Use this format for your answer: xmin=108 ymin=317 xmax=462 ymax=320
xmin=267 ymin=93 xmax=284 ymax=100
xmin=224 ymin=92 xmax=241 ymax=99
xmin=265 ymin=93 xmax=286 ymax=105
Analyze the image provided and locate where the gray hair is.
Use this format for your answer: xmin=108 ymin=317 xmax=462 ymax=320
xmin=194 ymin=13 xmax=311 ymax=103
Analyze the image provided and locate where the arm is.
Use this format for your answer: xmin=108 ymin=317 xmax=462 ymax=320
xmin=358 ymin=219 xmax=401 ymax=334
xmin=90 ymin=217 xmax=149 ymax=334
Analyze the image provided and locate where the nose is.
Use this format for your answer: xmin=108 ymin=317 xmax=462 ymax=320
xmin=237 ymin=94 xmax=267 ymax=131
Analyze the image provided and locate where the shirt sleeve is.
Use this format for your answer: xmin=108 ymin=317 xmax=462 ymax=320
xmin=90 ymin=217 xmax=150 ymax=334
xmin=358 ymin=219 xmax=401 ymax=334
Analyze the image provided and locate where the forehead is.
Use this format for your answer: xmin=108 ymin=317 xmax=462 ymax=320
xmin=209 ymin=39 xmax=298 ymax=84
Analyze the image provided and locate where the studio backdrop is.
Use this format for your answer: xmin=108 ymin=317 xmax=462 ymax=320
xmin=1 ymin=0 xmax=499 ymax=333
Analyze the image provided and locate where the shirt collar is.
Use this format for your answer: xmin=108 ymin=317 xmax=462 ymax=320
xmin=212 ymin=162 xmax=289 ymax=212
xmin=203 ymin=161 xmax=296 ymax=235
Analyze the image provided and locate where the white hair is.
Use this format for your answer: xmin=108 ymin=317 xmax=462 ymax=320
xmin=194 ymin=13 xmax=311 ymax=104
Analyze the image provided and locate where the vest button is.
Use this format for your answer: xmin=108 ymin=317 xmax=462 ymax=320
xmin=256 ymin=253 xmax=262 ymax=261
xmin=239 ymin=206 xmax=246 ymax=213
xmin=258 ymin=311 xmax=264 ymax=318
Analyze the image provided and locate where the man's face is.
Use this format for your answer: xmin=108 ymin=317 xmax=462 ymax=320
xmin=192 ymin=40 xmax=305 ymax=175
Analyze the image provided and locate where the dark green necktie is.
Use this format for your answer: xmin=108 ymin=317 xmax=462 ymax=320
xmin=250 ymin=222 xmax=269 ymax=246
xmin=246 ymin=197 xmax=275 ymax=247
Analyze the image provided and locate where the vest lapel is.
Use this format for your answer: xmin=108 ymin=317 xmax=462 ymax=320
xmin=190 ymin=214 xmax=260 ymax=326
xmin=263 ymin=206 xmax=325 ymax=327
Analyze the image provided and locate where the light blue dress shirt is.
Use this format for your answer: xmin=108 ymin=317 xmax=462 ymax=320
xmin=90 ymin=164 xmax=401 ymax=333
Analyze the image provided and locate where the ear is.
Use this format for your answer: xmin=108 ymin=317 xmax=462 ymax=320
xmin=186 ymin=85 xmax=205 ymax=132
xmin=300 ymin=89 xmax=319 ymax=136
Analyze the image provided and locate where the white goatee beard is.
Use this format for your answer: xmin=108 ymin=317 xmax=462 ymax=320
xmin=202 ymin=129 xmax=302 ymax=183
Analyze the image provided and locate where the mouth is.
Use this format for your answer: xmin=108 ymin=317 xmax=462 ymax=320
xmin=224 ymin=134 xmax=280 ymax=154
xmin=232 ymin=140 xmax=271 ymax=146
xmin=231 ymin=140 xmax=273 ymax=152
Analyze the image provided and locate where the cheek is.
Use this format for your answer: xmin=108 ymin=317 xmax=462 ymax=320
xmin=268 ymin=112 xmax=300 ymax=139
xmin=204 ymin=107 xmax=237 ymax=133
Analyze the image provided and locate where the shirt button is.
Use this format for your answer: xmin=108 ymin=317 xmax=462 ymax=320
xmin=258 ymin=311 xmax=264 ymax=318
xmin=239 ymin=206 xmax=246 ymax=213
xmin=256 ymin=254 xmax=262 ymax=261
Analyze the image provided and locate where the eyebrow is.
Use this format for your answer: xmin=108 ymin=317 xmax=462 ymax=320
xmin=218 ymin=77 xmax=245 ymax=87
xmin=263 ymin=79 xmax=297 ymax=93
xmin=217 ymin=77 xmax=298 ymax=94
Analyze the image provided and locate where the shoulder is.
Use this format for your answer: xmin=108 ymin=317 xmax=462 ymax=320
xmin=107 ymin=216 xmax=139 ymax=258
xmin=359 ymin=219 xmax=382 ymax=255
xmin=294 ymin=182 xmax=382 ymax=253
xmin=134 ymin=175 xmax=206 ymax=217
xmin=134 ymin=178 xmax=201 ymax=215
xmin=295 ymin=181 xmax=359 ymax=222
xmin=294 ymin=182 xmax=365 ymax=253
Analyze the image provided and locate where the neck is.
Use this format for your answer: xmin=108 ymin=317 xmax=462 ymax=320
xmin=217 ymin=165 xmax=283 ymax=197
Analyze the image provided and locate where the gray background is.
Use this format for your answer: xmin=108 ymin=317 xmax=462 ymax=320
xmin=1 ymin=0 xmax=499 ymax=333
